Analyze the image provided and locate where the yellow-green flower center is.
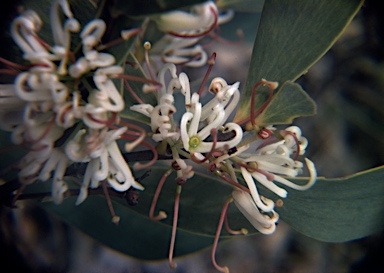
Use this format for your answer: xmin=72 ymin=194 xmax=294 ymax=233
xmin=189 ymin=136 xmax=200 ymax=149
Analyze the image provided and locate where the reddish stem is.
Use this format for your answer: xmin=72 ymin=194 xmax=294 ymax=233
xmin=211 ymin=197 xmax=231 ymax=273
xmin=119 ymin=134 xmax=158 ymax=169
xmin=168 ymin=185 xmax=182 ymax=269
xmin=25 ymin=116 xmax=56 ymax=144
xmin=237 ymin=80 xmax=275 ymax=126
xmin=197 ymin=52 xmax=216 ymax=96
xmin=124 ymin=79 xmax=145 ymax=104
xmin=280 ymin=130 xmax=300 ymax=160
xmin=219 ymin=173 xmax=250 ymax=194
xmin=86 ymin=112 xmax=117 ymax=127
xmin=0 ymin=57 xmax=30 ymax=70
xmin=113 ymin=74 xmax=161 ymax=87
xmin=102 ymin=180 xmax=120 ymax=225
xmin=236 ymin=162 xmax=275 ymax=181
xmin=149 ymin=168 xmax=172 ymax=221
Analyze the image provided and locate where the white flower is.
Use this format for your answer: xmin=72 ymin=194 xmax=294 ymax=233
xmin=65 ymin=127 xmax=144 ymax=205
xmin=153 ymin=1 xmax=218 ymax=35
xmin=180 ymin=93 xmax=243 ymax=153
xmin=238 ymin=126 xmax=317 ymax=211
xmin=150 ymin=1 xmax=234 ymax=67
xmin=232 ymin=189 xmax=278 ymax=235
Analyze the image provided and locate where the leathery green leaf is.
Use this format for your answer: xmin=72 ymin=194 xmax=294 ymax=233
xmin=40 ymin=195 xmax=219 ymax=260
xmin=273 ymin=166 xmax=384 ymax=242
xmin=235 ymin=0 xmax=364 ymax=121
xmin=253 ymin=81 xmax=317 ymax=126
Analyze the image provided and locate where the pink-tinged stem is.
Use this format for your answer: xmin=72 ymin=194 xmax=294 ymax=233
xmin=0 ymin=69 xmax=20 ymax=75
xmin=208 ymin=28 xmax=244 ymax=45
xmin=31 ymin=33 xmax=52 ymax=50
xmin=224 ymin=213 xmax=247 ymax=235
xmin=143 ymin=42 xmax=156 ymax=82
xmin=237 ymin=81 xmax=275 ymax=126
xmin=113 ymin=74 xmax=162 ymax=87
xmin=280 ymin=130 xmax=300 ymax=160
xmin=0 ymin=144 xmax=19 ymax=154
xmin=149 ymin=168 xmax=172 ymax=221
xmin=119 ymin=133 xmax=158 ymax=170
xmin=124 ymin=79 xmax=145 ymax=104
xmin=102 ymin=180 xmax=120 ymax=225
xmin=0 ymin=57 xmax=30 ymax=70
xmin=236 ymin=162 xmax=275 ymax=181
xmin=25 ymin=116 xmax=56 ymax=144
xmin=211 ymin=197 xmax=231 ymax=273
xmin=168 ymin=185 xmax=182 ymax=269
xmin=197 ymin=52 xmax=216 ymax=96
xmin=167 ymin=6 xmax=218 ymax=38
xmin=219 ymin=173 xmax=250 ymax=194
xmin=118 ymin=119 xmax=146 ymax=135
xmin=86 ymin=112 xmax=117 ymax=127
xmin=96 ymin=28 xmax=142 ymax=51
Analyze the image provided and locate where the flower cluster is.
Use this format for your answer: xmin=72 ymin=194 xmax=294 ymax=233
xmin=1 ymin=0 xmax=144 ymax=205
xmin=1 ymin=1 xmax=318 ymax=273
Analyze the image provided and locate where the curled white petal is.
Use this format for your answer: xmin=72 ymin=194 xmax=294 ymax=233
xmin=232 ymin=190 xmax=278 ymax=235
xmin=241 ymin=167 xmax=275 ymax=212
xmin=273 ymin=158 xmax=317 ymax=191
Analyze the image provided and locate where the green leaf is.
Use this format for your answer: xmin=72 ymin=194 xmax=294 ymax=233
xmin=274 ymin=166 xmax=384 ymax=242
xmin=40 ymin=195 xmax=220 ymax=260
xmin=235 ymin=0 xmax=364 ymax=122
xmin=252 ymin=81 xmax=317 ymax=126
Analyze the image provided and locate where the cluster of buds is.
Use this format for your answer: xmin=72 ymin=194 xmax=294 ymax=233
xmin=0 ymin=1 xmax=318 ymax=273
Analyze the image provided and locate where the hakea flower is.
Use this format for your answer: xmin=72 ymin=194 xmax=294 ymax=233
xmin=2 ymin=0 xmax=145 ymax=208
xmin=234 ymin=126 xmax=316 ymax=215
xmin=210 ymin=126 xmax=316 ymax=273
xmin=65 ymin=127 xmax=144 ymax=205
xmin=153 ymin=1 xmax=219 ymax=36
xmin=180 ymin=92 xmax=243 ymax=154
xmin=150 ymin=1 xmax=234 ymax=67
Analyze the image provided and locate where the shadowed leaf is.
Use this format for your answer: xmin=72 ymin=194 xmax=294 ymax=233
xmin=235 ymin=0 xmax=363 ymax=121
xmin=253 ymin=81 xmax=317 ymax=126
